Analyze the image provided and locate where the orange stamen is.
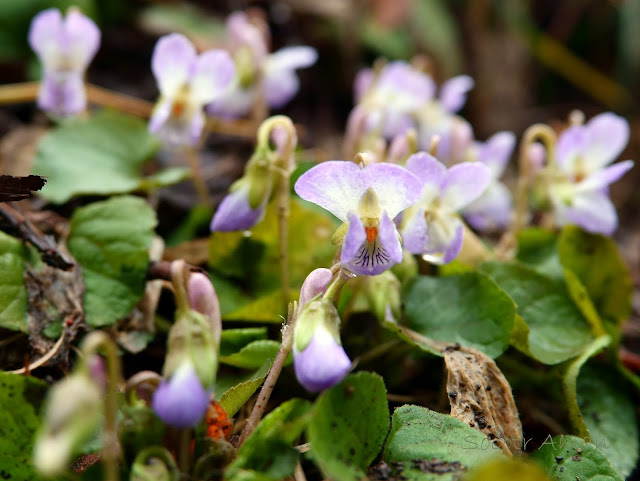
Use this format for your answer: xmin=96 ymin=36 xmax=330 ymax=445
xmin=365 ymin=226 xmax=378 ymax=243
xmin=171 ymin=101 xmax=185 ymax=117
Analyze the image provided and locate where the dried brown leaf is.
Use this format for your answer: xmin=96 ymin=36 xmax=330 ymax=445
xmin=443 ymin=345 xmax=522 ymax=455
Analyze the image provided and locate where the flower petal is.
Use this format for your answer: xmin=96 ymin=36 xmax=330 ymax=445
xmin=405 ymin=152 xmax=447 ymax=185
xmin=424 ymin=215 xmax=463 ymax=263
xmin=294 ymin=161 xmax=366 ymax=221
xmin=293 ymin=325 xmax=351 ymax=392
xmin=400 ymin=206 xmax=428 ymax=254
xmin=28 ymin=8 xmax=63 ymax=67
xmin=206 ymin=82 xmax=256 ymax=118
xmin=439 ymin=75 xmax=474 ymax=113
xmin=190 ymin=49 xmax=235 ymax=104
xmin=555 ymin=125 xmax=586 ymax=172
xmin=148 ymin=98 xmax=172 ymax=134
xmin=377 ymin=211 xmax=403 ymax=265
xmin=441 ymin=162 xmax=492 ymax=212
xmin=576 ymin=160 xmax=634 ymax=192
xmin=210 ymin=182 xmax=266 ymax=231
xmin=151 ymin=33 xmax=196 ymax=97
xmin=463 ymin=181 xmax=512 ymax=231
xmin=341 ymin=213 xmax=367 ymax=265
xmin=362 ymin=163 xmax=423 ymax=218
xmin=441 ymin=222 xmax=464 ymax=264
xmin=582 ymin=112 xmax=630 ymax=172
xmin=227 ymin=11 xmax=268 ymax=64
xmin=377 ymin=61 xmax=436 ymax=106
xmin=38 ymin=71 xmax=86 ymax=116
xmin=189 ymin=110 xmax=205 ymax=146
xmin=64 ymin=9 xmax=101 ymax=71
xmin=299 ymin=268 xmax=333 ymax=308
xmin=267 ymin=46 xmax=317 ymax=73
xmin=354 ymin=68 xmax=375 ymax=102
xmin=478 ymin=131 xmax=516 ymax=178
xmin=264 ymin=70 xmax=299 ymax=109
xmin=152 ymin=363 xmax=211 ymax=427
xmin=563 ymin=192 xmax=619 ymax=236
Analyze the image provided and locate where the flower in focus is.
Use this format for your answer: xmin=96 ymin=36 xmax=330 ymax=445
xmin=28 ymin=7 xmax=100 ymax=116
xmin=294 ymin=159 xmax=422 ymax=275
xmin=463 ymin=131 xmax=516 ymax=231
xmin=152 ymin=361 xmax=212 ymax=428
xmin=400 ymin=152 xmax=491 ymax=264
xmin=293 ymin=296 xmax=351 ymax=392
xmin=149 ymin=33 xmax=235 ymax=147
xmin=207 ymin=11 xmax=316 ymax=118
xmin=547 ymin=112 xmax=634 ymax=235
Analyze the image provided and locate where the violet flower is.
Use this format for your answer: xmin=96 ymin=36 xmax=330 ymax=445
xmin=294 ymin=159 xmax=422 ymax=275
xmin=152 ymin=361 xmax=211 ymax=428
xmin=400 ymin=152 xmax=491 ymax=264
xmin=149 ymin=33 xmax=235 ymax=147
xmin=293 ymin=271 xmax=351 ymax=392
xmin=547 ymin=113 xmax=633 ymax=235
xmin=463 ymin=131 xmax=516 ymax=231
xmin=28 ymin=8 xmax=100 ymax=116
xmin=210 ymin=178 xmax=267 ymax=232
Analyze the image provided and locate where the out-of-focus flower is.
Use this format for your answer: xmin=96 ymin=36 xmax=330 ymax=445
xmin=547 ymin=112 xmax=633 ymax=235
xmin=207 ymin=12 xmax=316 ymax=118
xmin=28 ymin=7 xmax=100 ymax=116
xmin=188 ymin=272 xmax=222 ymax=344
xmin=400 ymin=152 xmax=491 ymax=264
xmin=463 ymin=131 xmax=516 ymax=231
xmin=294 ymin=158 xmax=422 ymax=275
xmin=293 ymin=297 xmax=351 ymax=392
xmin=149 ymin=33 xmax=234 ymax=147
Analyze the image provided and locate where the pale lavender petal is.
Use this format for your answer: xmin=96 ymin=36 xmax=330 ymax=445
xmin=463 ymin=181 xmax=512 ymax=231
xmin=151 ymin=33 xmax=196 ymax=97
xmin=441 ymin=223 xmax=464 ymax=263
xmin=227 ymin=11 xmax=268 ymax=64
xmin=354 ymin=68 xmax=375 ymax=102
xmin=441 ymin=162 xmax=492 ymax=211
xmin=210 ymin=182 xmax=266 ymax=231
xmin=190 ymin=49 xmax=235 ymax=104
xmin=341 ymin=213 xmax=367 ymax=265
xmin=263 ymin=46 xmax=316 ymax=108
xmin=527 ymin=142 xmax=546 ymax=173
xmin=188 ymin=273 xmax=221 ymax=343
xmin=299 ymin=268 xmax=333 ymax=308
xmin=377 ymin=61 xmax=436 ymax=104
xmin=38 ymin=71 xmax=85 ymax=116
xmin=448 ymin=118 xmax=474 ymax=165
xmin=293 ymin=326 xmax=351 ymax=392
xmin=362 ymin=163 xmax=423 ymax=218
xmin=148 ymin=98 xmax=172 ymax=134
xmin=387 ymin=132 xmax=411 ymax=164
xmin=582 ymin=112 xmax=630 ymax=171
xmin=152 ymin=363 xmax=211 ymax=427
xmin=564 ymin=192 xmax=618 ymax=235
xmin=28 ymin=8 xmax=63 ymax=66
xmin=576 ymin=160 xmax=634 ymax=192
xmin=382 ymin=111 xmax=414 ymax=139
xmin=439 ymin=75 xmax=474 ymax=113
xmin=64 ymin=9 xmax=101 ymax=71
xmin=377 ymin=211 xmax=403 ymax=265
xmin=264 ymin=70 xmax=299 ymax=109
xmin=425 ymin=214 xmax=462 ymax=257
xmin=478 ymin=131 xmax=516 ymax=178
xmin=189 ymin=111 xmax=205 ymax=146
xmin=267 ymin=46 xmax=317 ymax=73
xmin=405 ymin=152 xmax=447 ymax=186
xmin=206 ymin=83 xmax=255 ymax=118
xmin=400 ymin=207 xmax=428 ymax=254
xmin=555 ymin=126 xmax=586 ymax=172
xmin=294 ymin=161 xmax=366 ymax=221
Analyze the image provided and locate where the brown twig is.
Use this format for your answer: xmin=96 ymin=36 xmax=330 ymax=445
xmin=0 ymin=203 xmax=74 ymax=270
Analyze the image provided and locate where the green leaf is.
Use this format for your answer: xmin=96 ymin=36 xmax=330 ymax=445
xmin=530 ymin=435 xmax=622 ymax=481
xmin=32 ymin=110 xmax=161 ymax=203
xmin=403 ymin=272 xmax=515 ymax=358
xmin=220 ymin=340 xmax=288 ymax=369
xmin=465 ymin=458 xmax=553 ymax=481
xmin=0 ymin=232 xmax=28 ymax=332
xmin=359 ymin=19 xmax=412 ymax=60
xmin=218 ymin=362 xmax=271 ymax=417
xmin=306 ymin=372 xmax=390 ymax=481
xmin=558 ymin=226 xmax=632 ymax=324
xmin=0 ymin=372 xmax=52 ymax=480
xmin=227 ymin=399 xmax=312 ymax=481
xmin=220 ymin=328 xmax=268 ymax=357
xmin=576 ymin=364 xmax=638 ymax=478
xmin=383 ymin=405 xmax=505 ymax=481
xmin=481 ymin=262 xmax=592 ymax=364
xmin=138 ymin=167 xmax=190 ymax=192
xmin=516 ymin=227 xmax=562 ymax=279
xmin=67 ymin=196 xmax=157 ymax=327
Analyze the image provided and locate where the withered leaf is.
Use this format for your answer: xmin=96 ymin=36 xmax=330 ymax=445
xmin=0 ymin=175 xmax=46 ymax=201
xmin=443 ymin=345 xmax=522 ymax=455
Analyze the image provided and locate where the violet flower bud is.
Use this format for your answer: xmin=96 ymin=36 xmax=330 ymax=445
xmin=188 ymin=272 xmax=222 ymax=345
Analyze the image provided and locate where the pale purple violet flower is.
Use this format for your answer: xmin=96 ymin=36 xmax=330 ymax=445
xmin=152 ymin=361 xmax=211 ymax=428
xmin=149 ymin=33 xmax=235 ymax=147
xmin=298 ymin=268 xmax=333 ymax=309
xmin=463 ymin=131 xmax=516 ymax=231
xmin=28 ymin=8 xmax=100 ymax=116
xmin=400 ymin=152 xmax=491 ymax=264
xmin=210 ymin=178 xmax=267 ymax=232
xmin=294 ymin=160 xmax=422 ymax=275
xmin=548 ymin=112 xmax=633 ymax=235
xmin=188 ymin=272 xmax=222 ymax=344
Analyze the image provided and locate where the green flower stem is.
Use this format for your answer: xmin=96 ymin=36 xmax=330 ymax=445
xmin=237 ymin=302 xmax=299 ymax=447
xmin=323 ymin=268 xmax=354 ymax=302
xmin=132 ymin=446 xmax=179 ymax=481
xmin=184 ymin=147 xmax=211 ymax=207
xmin=124 ymin=371 xmax=162 ymax=406
xmin=80 ymin=331 xmax=122 ymax=481
xmin=178 ymin=428 xmax=192 ymax=474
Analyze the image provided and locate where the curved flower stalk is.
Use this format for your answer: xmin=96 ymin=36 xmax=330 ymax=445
xmin=400 ymin=152 xmax=491 ymax=264
xmin=28 ymin=7 xmax=100 ymax=116
xmin=293 ymin=269 xmax=351 ymax=392
xmin=463 ymin=131 xmax=516 ymax=231
xmin=294 ymin=156 xmax=422 ymax=275
xmin=207 ymin=11 xmax=317 ymax=118
xmin=152 ymin=262 xmax=221 ymax=428
xmin=545 ymin=112 xmax=634 ymax=235
xmin=149 ymin=33 xmax=235 ymax=147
